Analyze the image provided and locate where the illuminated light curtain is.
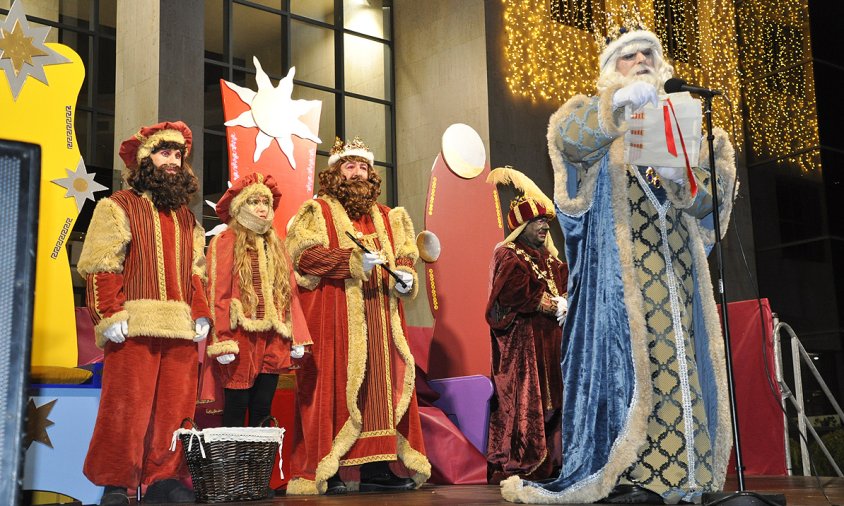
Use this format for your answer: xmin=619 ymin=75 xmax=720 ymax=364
xmin=503 ymin=0 xmax=743 ymax=145
xmin=737 ymin=0 xmax=818 ymax=173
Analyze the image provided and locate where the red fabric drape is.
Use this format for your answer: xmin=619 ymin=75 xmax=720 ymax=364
xmin=721 ymin=298 xmax=787 ymax=475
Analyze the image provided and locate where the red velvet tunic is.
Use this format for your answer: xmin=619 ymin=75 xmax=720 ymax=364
xmin=485 ymin=241 xmax=568 ymax=483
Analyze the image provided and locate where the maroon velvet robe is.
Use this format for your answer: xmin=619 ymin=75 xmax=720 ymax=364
xmin=485 ymin=241 xmax=568 ymax=483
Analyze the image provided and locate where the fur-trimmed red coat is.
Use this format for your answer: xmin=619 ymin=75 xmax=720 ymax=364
xmin=199 ymin=227 xmax=312 ymax=397
xmin=78 ymin=189 xmax=211 ymax=346
xmin=284 ymin=196 xmax=431 ymax=494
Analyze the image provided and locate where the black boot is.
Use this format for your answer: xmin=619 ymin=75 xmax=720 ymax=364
xmin=359 ymin=461 xmax=416 ymax=492
xmin=143 ymin=478 xmax=195 ymax=503
xmin=100 ymin=486 xmax=129 ymax=506
xmin=601 ymin=484 xmax=664 ymax=504
xmin=325 ymin=473 xmax=348 ymax=495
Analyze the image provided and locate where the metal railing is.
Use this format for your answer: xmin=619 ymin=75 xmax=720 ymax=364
xmin=773 ymin=314 xmax=844 ymax=477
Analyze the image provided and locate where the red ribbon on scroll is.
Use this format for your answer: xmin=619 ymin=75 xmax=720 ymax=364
xmin=663 ymin=98 xmax=697 ymax=198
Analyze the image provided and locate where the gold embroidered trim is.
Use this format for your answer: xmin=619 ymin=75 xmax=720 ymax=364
xmin=145 ymin=196 xmax=168 ymax=301
xmin=359 ymin=429 xmax=397 ymax=438
xmin=504 ymin=242 xmax=561 ymax=297
xmin=339 ymin=453 xmax=398 ymax=467
xmin=171 ymin=210 xmax=184 ymax=300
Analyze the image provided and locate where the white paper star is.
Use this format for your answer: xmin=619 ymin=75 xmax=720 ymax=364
xmin=51 ymin=157 xmax=108 ymax=212
xmin=223 ymin=57 xmax=321 ymax=169
xmin=0 ymin=0 xmax=71 ymax=100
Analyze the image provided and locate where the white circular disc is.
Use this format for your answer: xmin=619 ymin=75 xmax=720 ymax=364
xmin=441 ymin=123 xmax=486 ymax=179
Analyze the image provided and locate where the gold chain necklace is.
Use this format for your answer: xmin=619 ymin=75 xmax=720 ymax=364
xmin=504 ymin=242 xmax=560 ymax=297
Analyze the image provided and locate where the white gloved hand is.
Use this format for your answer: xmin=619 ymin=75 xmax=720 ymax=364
xmin=362 ymin=251 xmax=386 ymax=273
xmin=552 ymin=296 xmax=568 ymax=326
xmin=394 ymin=270 xmax=414 ymax=294
xmin=193 ymin=317 xmax=211 ymax=342
xmin=291 ymin=345 xmax=305 ymax=359
xmin=103 ymin=320 xmax=128 ymax=343
xmin=612 ymin=81 xmax=659 ymax=111
xmin=216 ymin=353 xmax=235 ymax=364
xmin=654 ymin=166 xmax=686 ymax=184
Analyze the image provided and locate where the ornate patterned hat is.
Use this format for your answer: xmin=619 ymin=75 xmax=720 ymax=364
xmin=118 ymin=121 xmax=192 ymax=169
xmin=327 ymin=136 xmax=375 ymax=167
xmin=215 ymin=172 xmax=282 ymax=224
xmin=507 ymin=196 xmax=554 ymax=231
xmin=487 ymin=166 xmax=558 ymax=256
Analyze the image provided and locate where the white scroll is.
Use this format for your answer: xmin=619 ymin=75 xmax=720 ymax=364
xmin=623 ymin=92 xmax=702 ymax=168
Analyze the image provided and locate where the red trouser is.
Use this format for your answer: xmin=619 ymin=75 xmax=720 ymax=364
xmin=83 ymin=337 xmax=198 ymax=487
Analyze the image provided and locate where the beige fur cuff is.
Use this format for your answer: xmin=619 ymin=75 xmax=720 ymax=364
xmin=206 ymin=339 xmax=239 ymax=357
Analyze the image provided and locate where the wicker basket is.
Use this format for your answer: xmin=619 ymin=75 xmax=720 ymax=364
xmin=172 ymin=417 xmax=285 ymax=503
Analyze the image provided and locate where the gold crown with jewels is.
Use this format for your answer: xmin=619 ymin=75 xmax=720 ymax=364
xmin=328 ymin=136 xmax=375 ymax=167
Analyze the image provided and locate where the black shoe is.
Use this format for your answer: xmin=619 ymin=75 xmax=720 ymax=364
xmin=359 ymin=471 xmax=416 ymax=492
xmin=100 ymin=486 xmax=129 ymax=506
xmin=601 ymin=484 xmax=664 ymax=504
xmin=325 ymin=473 xmax=348 ymax=495
xmin=143 ymin=479 xmax=195 ymax=503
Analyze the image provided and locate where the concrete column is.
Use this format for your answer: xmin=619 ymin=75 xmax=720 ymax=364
xmin=114 ymin=0 xmax=205 ymax=217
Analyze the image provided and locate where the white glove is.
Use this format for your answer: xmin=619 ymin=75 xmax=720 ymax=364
xmin=291 ymin=345 xmax=305 ymax=359
xmin=103 ymin=320 xmax=128 ymax=343
xmin=612 ymin=81 xmax=658 ymax=111
xmin=193 ymin=317 xmax=211 ymax=342
xmin=552 ymin=296 xmax=568 ymax=326
xmin=362 ymin=251 xmax=386 ymax=273
xmin=394 ymin=270 xmax=414 ymax=294
xmin=216 ymin=353 xmax=235 ymax=364
xmin=654 ymin=166 xmax=686 ymax=184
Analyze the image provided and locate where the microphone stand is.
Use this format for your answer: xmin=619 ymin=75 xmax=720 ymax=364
xmin=699 ymin=94 xmax=784 ymax=506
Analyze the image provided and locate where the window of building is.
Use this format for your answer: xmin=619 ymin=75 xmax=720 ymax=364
xmin=203 ymin=0 xmax=395 ymax=230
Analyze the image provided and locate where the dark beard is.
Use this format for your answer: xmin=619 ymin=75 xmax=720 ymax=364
xmin=327 ymin=177 xmax=379 ymax=220
xmin=128 ymin=159 xmax=198 ymax=211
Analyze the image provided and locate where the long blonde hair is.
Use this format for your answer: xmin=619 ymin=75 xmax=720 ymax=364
xmin=230 ymin=220 xmax=291 ymax=318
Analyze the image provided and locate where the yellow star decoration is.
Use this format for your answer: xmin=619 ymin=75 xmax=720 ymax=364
xmin=0 ymin=20 xmax=48 ymax=76
xmin=25 ymin=398 xmax=56 ymax=450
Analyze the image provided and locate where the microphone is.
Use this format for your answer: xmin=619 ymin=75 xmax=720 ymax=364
xmin=664 ymin=78 xmax=721 ymax=97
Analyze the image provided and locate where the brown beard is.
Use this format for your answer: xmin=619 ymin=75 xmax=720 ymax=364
xmin=127 ymin=156 xmax=199 ymax=211
xmin=318 ymin=165 xmax=381 ymax=220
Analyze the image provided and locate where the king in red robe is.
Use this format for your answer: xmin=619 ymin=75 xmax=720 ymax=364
xmin=284 ymin=137 xmax=430 ymax=495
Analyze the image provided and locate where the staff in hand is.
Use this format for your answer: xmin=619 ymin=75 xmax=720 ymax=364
xmin=344 ymin=231 xmax=408 ymax=289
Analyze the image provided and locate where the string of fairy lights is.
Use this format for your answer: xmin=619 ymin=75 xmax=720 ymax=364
xmin=503 ymin=0 xmax=819 ymax=172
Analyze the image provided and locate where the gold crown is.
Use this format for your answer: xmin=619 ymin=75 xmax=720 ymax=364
xmin=330 ymin=136 xmax=370 ymax=156
xmin=594 ymin=7 xmax=649 ymax=53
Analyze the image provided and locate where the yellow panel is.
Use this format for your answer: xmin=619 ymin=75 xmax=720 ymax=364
xmin=0 ymin=43 xmax=85 ymax=367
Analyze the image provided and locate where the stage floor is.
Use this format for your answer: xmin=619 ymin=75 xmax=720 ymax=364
xmin=110 ymin=476 xmax=844 ymax=505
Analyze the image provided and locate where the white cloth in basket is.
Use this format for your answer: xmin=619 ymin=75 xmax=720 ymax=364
xmin=171 ymin=426 xmax=286 ymax=478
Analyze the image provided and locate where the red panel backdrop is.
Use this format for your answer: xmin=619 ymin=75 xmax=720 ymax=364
xmin=220 ymin=79 xmax=321 ymax=239
xmin=424 ymin=154 xmax=503 ymax=379
xmin=722 ymin=298 xmax=788 ymax=475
